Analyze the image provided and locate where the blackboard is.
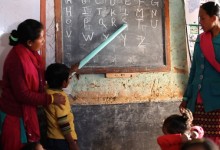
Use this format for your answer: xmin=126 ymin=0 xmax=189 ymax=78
xmin=55 ymin=0 xmax=170 ymax=73
xmin=72 ymin=102 xmax=179 ymax=150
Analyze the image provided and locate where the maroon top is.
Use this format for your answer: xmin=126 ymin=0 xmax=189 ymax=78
xmin=0 ymin=44 xmax=51 ymax=117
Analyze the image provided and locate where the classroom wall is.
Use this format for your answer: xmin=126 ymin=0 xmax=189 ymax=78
xmin=45 ymin=0 xmax=187 ymax=149
xmin=0 ymin=0 xmax=40 ymax=80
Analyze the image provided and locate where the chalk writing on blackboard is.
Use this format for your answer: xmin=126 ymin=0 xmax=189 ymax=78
xmin=55 ymin=0 xmax=170 ymax=73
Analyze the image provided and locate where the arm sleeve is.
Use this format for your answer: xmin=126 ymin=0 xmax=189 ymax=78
xmin=55 ymin=102 xmax=72 ymax=135
xmin=182 ymin=37 xmax=198 ymax=101
xmin=8 ymin=54 xmax=51 ymax=106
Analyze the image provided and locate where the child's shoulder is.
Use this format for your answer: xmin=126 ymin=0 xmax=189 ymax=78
xmin=46 ymin=88 xmax=67 ymax=95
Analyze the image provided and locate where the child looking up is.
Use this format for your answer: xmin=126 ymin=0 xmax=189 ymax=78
xmin=44 ymin=63 xmax=79 ymax=150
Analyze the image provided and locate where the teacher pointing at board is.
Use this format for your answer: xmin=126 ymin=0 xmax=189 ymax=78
xmin=0 ymin=19 xmax=65 ymax=150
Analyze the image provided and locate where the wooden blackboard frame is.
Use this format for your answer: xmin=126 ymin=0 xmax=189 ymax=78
xmin=0 ymin=0 xmax=46 ymax=87
xmin=55 ymin=0 xmax=170 ymax=73
xmin=40 ymin=0 xmax=46 ymax=69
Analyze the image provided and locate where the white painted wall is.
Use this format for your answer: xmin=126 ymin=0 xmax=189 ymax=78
xmin=0 ymin=0 xmax=40 ymax=80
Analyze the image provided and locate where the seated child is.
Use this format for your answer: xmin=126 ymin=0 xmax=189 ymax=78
xmin=157 ymin=109 xmax=203 ymax=150
xmin=44 ymin=63 xmax=79 ymax=150
xmin=181 ymin=138 xmax=218 ymax=150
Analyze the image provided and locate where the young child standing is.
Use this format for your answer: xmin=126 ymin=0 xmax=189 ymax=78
xmin=157 ymin=109 xmax=203 ymax=150
xmin=44 ymin=63 xmax=79 ymax=150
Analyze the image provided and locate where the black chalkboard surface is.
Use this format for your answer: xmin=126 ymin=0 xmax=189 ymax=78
xmin=71 ymin=102 xmax=179 ymax=150
xmin=55 ymin=0 xmax=170 ymax=73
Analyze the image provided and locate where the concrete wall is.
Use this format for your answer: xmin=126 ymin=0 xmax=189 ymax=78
xmin=0 ymin=0 xmax=40 ymax=80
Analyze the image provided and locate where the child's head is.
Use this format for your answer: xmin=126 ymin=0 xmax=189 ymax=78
xmin=162 ymin=109 xmax=193 ymax=134
xmin=22 ymin=142 xmax=44 ymax=150
xmin=45 ymin=63 xmax=70 ymax=89
xmin=181 ymin=138 xmax=218 ymax=150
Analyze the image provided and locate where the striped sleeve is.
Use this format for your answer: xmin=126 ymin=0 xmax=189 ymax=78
xmin=57 ymin=115 xmax=71 ymax=135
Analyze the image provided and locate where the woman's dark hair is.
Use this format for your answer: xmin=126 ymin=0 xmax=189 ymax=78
xmin=163 ymin=109 xmax=193 ymax=134
xmin=201 ymin=1 xmax=220 ymax=18
xmin=181 ymin=138 xmax=218 ymax=150
xmin=9 ymin=19 xmax=43 ymax=46
xmin=45 ymin=63 xmax=70 ymax=89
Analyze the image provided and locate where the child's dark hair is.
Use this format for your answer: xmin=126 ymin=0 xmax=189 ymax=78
xmin=181 ymin=138 xmax=218 ymax=150
xmin=45 ymin=63 xmax=70 ymax=89
xmin=22 ymin=142 xmax=41 ymax=150
xmin=9 ymin=19 xmax=43 ymax=46
xmin=162 ymin=109 xmax=193 ymax=134
xmin=201 ymin=2 xmax=220 ymax=18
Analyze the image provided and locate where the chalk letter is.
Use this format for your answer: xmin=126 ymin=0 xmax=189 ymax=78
xmin=66 ymin=6 xmax=72 ymax=17
xmin=65 ymin=0 xmax=72 ymax=4
xmin=95 ymin=0 xmax=104 ymax=4
xmin=125 ymin=0 xmax=131 ymax=5
xmin=82 ymin=32 xmax=94 ymax=41
xmin=66 ymin=31 xmax=72 ymax=38
xmin=121 ymin=34 xmax=126 ymax=47
xmin=81 ymin=0 xmax=90 ymax=4
xmin=136 ymin=18 xmax=143 ymax=29
xmin=136 ymin=8 xmax=143 ymax=18
xmin=103 ymin=33 xmax=109 ymax=39
xmin=121 ymin=8 xmax=128 ymax=16
xmin=66 ymin=19 xmax=72 ymax=24
xmin=151 ymin=19 xmax=158 ymax=28
xmin=137 ymin=35 xmax=146 ymax=48
xmin=97 ymin=8 xmax=103 ymax=15
xmin=110 ymin=0 xmax=116 ymax=6
xmin=84 ymin=18 xmax=90 ymax=29
xmin=122 ymin=17 xmax=128 ymax=24
xmin=151 ymin=0 xmax=159 ymax=7
xmin=99 ymin=18 xmax=107 ymax=29
xmin=82 ymin=6 xmax=92 ymax=15
xmin=111 ymin=9 xmax=116 ymax=16
xmin=151 ymin=9 xmax=157 ymax=18
xmin=111 ymin=18 xmax=117 ymax=27
xmin=138 ymin=0 xmax=145 ymax=6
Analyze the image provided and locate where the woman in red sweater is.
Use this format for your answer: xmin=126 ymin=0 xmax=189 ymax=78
xmin=0 ymin=19 xmax=66 ymax=150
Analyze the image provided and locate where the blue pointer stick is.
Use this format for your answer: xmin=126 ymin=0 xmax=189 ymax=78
xmin=71 ymin=24 xmax=128 ymax=75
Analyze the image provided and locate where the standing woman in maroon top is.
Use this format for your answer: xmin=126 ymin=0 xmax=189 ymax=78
xmin=0 ymin=19 xmax=66 ymax=150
